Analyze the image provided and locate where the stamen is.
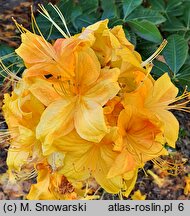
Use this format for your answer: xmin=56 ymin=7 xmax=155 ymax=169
xmin=151 ymin=156 xmax=186 ymax=176
xmin=12 ymin=17 xmax=26 ymax=34
xmin=125 ymin=134 xmax=165 ymax=168
xmin=48 ymin=3 xmax=71 ymax=37
xmin=30 ymin=6 xmax=36 ymax=34
xmin=141 ymin=39 xmax=168 ymax=67
xmin=168 ymin=91 xmax=190 ymax=113
xmin=38 ymin=4 xmax=69 ymax=38
xmin=0 ymin=60 xmax=21 ymax=82
xmin=14 ymin=168 xmax=37 ymax=181
xmin=0 ymin=52 xmax=17 ymax=61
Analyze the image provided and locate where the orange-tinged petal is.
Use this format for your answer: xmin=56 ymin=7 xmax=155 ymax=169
xmin=107 ymin=150 xmax=136 ymax=178
xmin=84 ymin=67 xmax=120 ymax=106
xmin=122 ymin=72 xmax=153 ymax=107
xmin=94 ymin=145 xmax=123 ymax=194
xmin=145 ymin=73 xmax=178 ymax=109
xmin=36 ymin=99 xmax=75 ymax=155
xmin=113 ymin=47 xmax=144 ymax=75
xmin=75 ymin=47 xmax=100 ymax=87
xmin=16 ymin=32 xmax=57 ymax=68
xmin=3 ymin=85 xmax=44 ymax=130
xmin=122 ymin=73 xmax=179 ymax=148
xmin=155 ymin=110 xmax=179 ymax=148
xmin=23 ymin=62 xmax=62 ymax=78
xmin=74 ymin=99 xmax=109 ymax=143
xmin=53 ymin=130 xmax=92 ymax=152
xmin=104 ymin=96 xmax=124 ymax=127
xmin=27 ymin=77 xmax=62 ymax=106
xmin=118 ymin=106 xmax=167 ymax=164
xmin=79 ymin=19 xmax=109 ymax=45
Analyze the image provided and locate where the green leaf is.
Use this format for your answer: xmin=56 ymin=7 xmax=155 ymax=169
xmin=0 ymin=44 xmax=14 ymax=60
xmin=175 ymin=64 xmax=190 ymax=90
xmin=36 ymin=15 xmax=63 ymax=40
xmin=184 ymin=30 xmax=190 ymax=41
xmin=70 ymin=6 xmax=83 ymax=23
xmin=58 ymin=0 xmax=75 ymax=23
xmin=184 ymin=6 xmax=190 ymax=29
xmin=162 ymin=17 xmax=186 ymax=32
xmin=148 ymin=0 xmax=165 ymax=12
xmin=101 ymin=0 xmax=118 ymax=19
xmin=109 ymin=18 xmax=124 ymax=27
xmin=78 ymin=0 xmax=98 ymax=14
xmin=72 ymin=14 xmax=98 ymax=31
xmin=122 ymin=0 xmax=142 ymax=20
xmin=185 ymin=54 xmax=190 ymax=65
xmin=128 ymin=20 xmax=162 ymax=43
xmin=162 ymin=34 xmax=188 ymax=75
xmin=151 ymin=60 xmax=171 ymax=78
xmin=165 ymin=0 xmax=184 ymax=16
xmin=126 ymin=8 xmax=166 ymax=24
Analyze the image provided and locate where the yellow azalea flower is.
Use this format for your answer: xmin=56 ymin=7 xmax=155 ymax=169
xmin=27 ymin=163 xmax=78 ymax=200
xmin=52 ymin=129 xmax=124 ymax=194
xmin=15 ymin=31 xmax=75 ymax=79
xmin=131 ymin=190 xmax=146 ymax=200
xmin=115 ymin=106 xmax=167 ymax=168
xmin=123 ymin=73 xmax=188 ymax=148
xmin=33 ymin=39 xmax=120 ymax=153
xmin=2 ymin=82 xmax=44 ymax=173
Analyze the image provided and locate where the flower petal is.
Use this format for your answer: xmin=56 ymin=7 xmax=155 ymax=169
xmin=75 ymin=47 xmax=100 ymax=87
xmin=85 ymin=67 xmax=120 ymax=106
xmin=156 ymin=110 xmax=179 ymax=148
xmin=75 ymin=99 xmax=109 ymax=143
xmin=36 ymin=99 xmax=75 ymax=155
xmin=107 ymin=150 xmax=136 ymax=178
xmin=28 ymin=77 xmax=62 ymax=106
xmin=145 ymin=73 xmax=178 ymax=108
xmin=16 ymin=32 xmax=57 ymax=68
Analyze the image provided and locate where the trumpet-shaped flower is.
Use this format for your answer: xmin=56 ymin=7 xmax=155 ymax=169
xmin=112 ymin=106 xmax=167 ymax=171
xmin=123 ymin=73 xmax=189 ymax=148
xmin=33 ymin=39 xmax=120 ymax=154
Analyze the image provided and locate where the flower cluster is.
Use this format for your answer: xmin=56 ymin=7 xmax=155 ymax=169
xmin=2 ymin=17 xmax=189 ymax=199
